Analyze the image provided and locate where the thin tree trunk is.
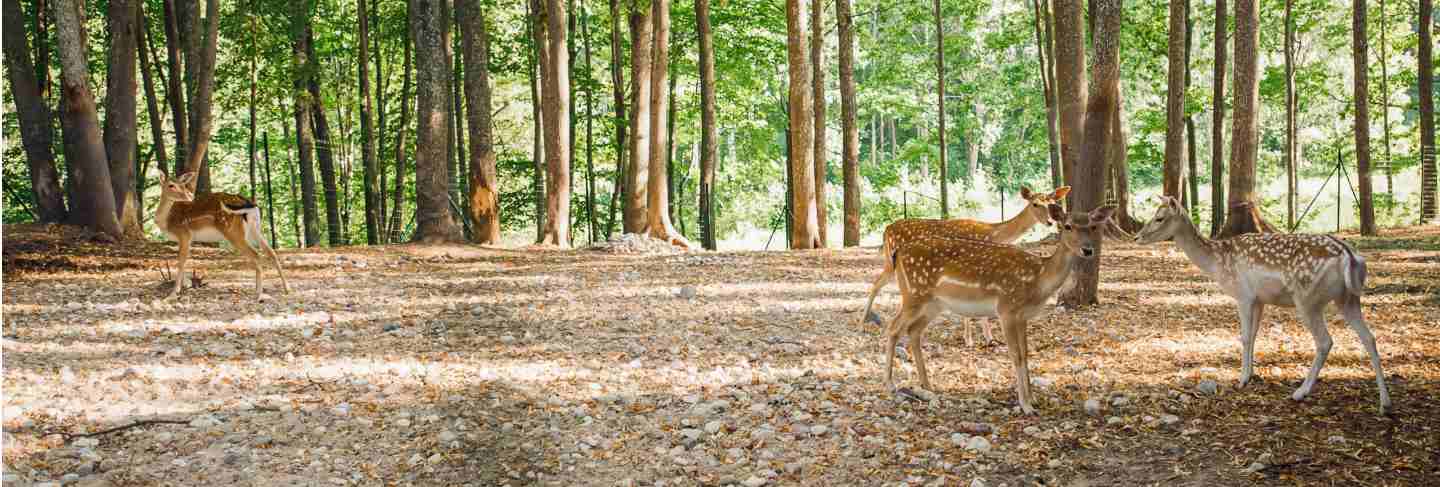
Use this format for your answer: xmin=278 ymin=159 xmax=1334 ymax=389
xmin=1380 ymin=0 xmax=1393 ymax=210
xmin=582 ymin=0 xmax=597 ymax=244
xmin=812 ymin=0 xmax=829 ymax=243
xmin=55 ymin=0 xmax=122 ymax=237
xmin=160 ymin=0 xmax=187 ymax=177
xmin=540 ymin=0 xmax=572 ymax=247
xmin=698 ymin=0 xmax=718 ymax=249
xmin=461 ymin=0 xmax=500 ymax=243
xmin=105 ymin=0 xmax=141 ymax=237
xmin=1185 ymin=3 xmax=1198 ymax=220
xmin=645 ymin=0 xmax=686 ymax=246
xmin=933 ymin=0 xmax=946 ymax=220
xmin=839 ymin=0 xmax=859 ymax=247
xmin=1354 ymin=0 xmax=1376 ymax=235
xmin=3 ymin=0 xmax=66 ymax=222
xmin=1420 ymin=0 xmax=1437 ymax=223
xmin=264 ymin=132 xmax=277 ymax=248
xmin=1285 ymin=0 xmax=1296 ymax=229
xmin=359 ymin=0 xmax=380 ymax=244
xmin=1163 ymin=0 xmax=1186 ymax=198
xmin=247 ymin=2 xmax=258 ymax=204
xmin=1033 ymin=0 xmax=1061 ymax=190
xmin=530 ymin=0 xmax=547 ymax=241
xmin=374 ymin=0 xmax=389 ymax=241
xmin=181 ymin=0 xmax=220 ymax=194
xmin=665 ymin=74 xmax=677 ymax=227
xmin=390 ymin=10 xmax=413 ymax=243
xmin=1218 ymin=0 xmax=1276 ymax=237
xmin=410 ymin=0 xmax=464 ymax=243
xmin=309 ymin=33 xmax=344 ymax=246
xmin=1210 ymin=0 xmax=1226 ymax=236
xmin=1053 ymin=0 xmax=1086 ymax=210
xmin=786 ymin=0 xmax=819 ymax=249
xmin=607 ymin=0 xmax=627 ymax=238
xmin=625 ymin=0 xmax=651 ymax=233
xmin=293 ymin=14 xmax=321 ymax=246
xmin=1059 ymin=0 xmax=1116 ymax=307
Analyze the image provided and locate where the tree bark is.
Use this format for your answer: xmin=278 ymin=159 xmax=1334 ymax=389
xmin=786 ymin=0 xmax=820 ymax=249
xmin=624 ymin=0 xmax=651 ymax=234
xmin=55 ymin=0 xmax=122 ymax=237
xmin=812 ymin=0 xmax=829 ymax=244
xmin=105 ymin=0 xmax=140 ymax=237
xmin=389 ymin=10 xmax=413 ymax=243
xmin=1420 ymin=0 xmax=1437 ymax=223
xmin=540 ymin=0 xmax=573 ymax=246
xmin=160 ymin=0 xmax=187 ymax=179
xmin=582 ymin=1 xmax=597 ymax=243
xmin=181 ymin=0 xmax=220 ymax=194
xmin=1218 ymin=0 xmax=1275 ymax=237
xmin=838 ymin=0 xmax=859 ymax=247
xmin=607 ymin=0 xmax=627 ymax=238
xmin=529 ymin=0 xmax=546 ymax=240
xmin=1354 ymin=0 xmax=1376 ymax=235
xmin=1185 ymin=4 xmax=1198 ymax=220
xmin=1210 ymin=0 xmax=1226 ymax=236
xmin=410 ymin=0 xmax=464 ymax=243
xmin=359 ymin=0 xmax=380 ymax=244
xmin=1380 ymin=0 xmax=1394 ymax=210
xmin=698 ymin=0 xmax=718 ymax=249
xmin=1058 ymin=0 xmax=1117 ymax=307
xmin=646 ymin=0 xmax=687 ymax=246
xmin=264 ymin=132 xmax=278 ymax=248
xmin=248 ymin=2 xmax=258 ymax=202
xmin=933 ymin=0 xmax=947 ymax=220
xmin=3 ymin=0 xmax=66 ymax=222
xmin=293 ymin=12 xmax=321 ymax=246
xmin=1032 ymin=0 xmax=1061 ymax=190
xmin=460 ymin=0 xmax=500 ymax=243
xmin=1053 ymin=0 xmax=1086 ymax=210
xmin=1285 ymin=0 xmax=1296 ymax=229
xmin=309 ymin=33 xmax=344 ymax=246
xmin=1163 ymin=0 xmax=1186 ymax=198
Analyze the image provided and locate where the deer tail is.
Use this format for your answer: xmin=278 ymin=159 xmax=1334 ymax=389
xmin=1327 ymin=236 xmax=1366 ymax=298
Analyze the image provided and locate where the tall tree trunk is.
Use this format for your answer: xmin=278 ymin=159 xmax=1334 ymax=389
xmin=293 ymin=13 xmax=321 ymax=246
xmin=838 ymin=0 xmax=859 ymax=247
xmin=1185 ymin=3 xmax=1198 ymax=220
xmin=3 ymin=0 xmax=66 ymax=222
xmin=540 ymin=0 xmax=572 ymax=246
xmin=374 ymin=0 xmax=389 ymax=241
xmin=55 ymin=0 xmax=122 ymax=237
xmin=812 ymin=0 xmax=829 ymax=243
xmin=1218 ymin=0 xmax=1275 ymax=237
xmin=1354 ymin=0 xmax=1376 ymax=235
xmin=786 ymin=0 xmax=819 ymax=248
xmin=582 ymin=1 xmax=597 ymax=243
xmin=105 ymin=0 xmax=140 ymax=237
xmin=264 ymin=132 xmax=277 ymax=248
xmin=1059 ymin=0 xmax=1117 ymax=307
xmin=624 ymin=0 xmax=650 ymax=234
xmin=933 ymin=0 xmax=946 ymax=220
xmin=1419 ymin=0 xmax=1437 ymax=223
xmin=309 ymin=34 xmax=344 ymax=245
xmin=1210 ymin=0 xmax=1227 ymax=236
xmin=138 ymin=0 xmax=168 ymax=175
xmin=1033 ymin=0 xmax=1061 ymax=190
xmin=608 ymin=0 xmax=627 ymax=238
xmin=1285 ymin=0 xmax=1296 ymax=229
xmin=1053 ymin=0 xmax=1086 ymax=210
xmin=698 ymin=0 xmax=718 ymax=249
xmin=460 ymin=0 xmax=500 ymax=243
xmin=181 ymin=0 xmax=220 ymax=194
xmin=359 ymin=0 xmax=380 ymax=244
xmin=1163 ymin=0 xmax=1186 ymax=198
xmin=1380 ymin=0 xmax=1393 ymax=210
xmin=531 ymin=0 xmax=547 ymax=241
xmin=160 ymin=0 xmax=187 ymax=178
xmin=665 ymin=74 xmax=677 ymax=227
xmin=410 ymin=0 xmax=464 ymax=243
xmin=389 ymin=11 xmax=413 ymax=243
xmin=646 ymin=0 xmax=687 ymax=246
xmin=247 ymin=3 xmax=258 ymax=202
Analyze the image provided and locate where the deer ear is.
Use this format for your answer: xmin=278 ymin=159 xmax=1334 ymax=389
xmin=1166 ymin=196 xmax=1181 ymax=208
xmin=178 ymin=172 xmax=197 ymax=186
xmin=158 ymin=171 xmax=169 ymax=185
xmin=1047 ymin=204 xmax=1066 ymax=223
xmin=1090 ymin=205 xmax=1117 ymax=224
xmin=1051 ymin=186 xmax=1071 ymax=200
xmin=1020 ymin=186 xmax=1034 ymax=200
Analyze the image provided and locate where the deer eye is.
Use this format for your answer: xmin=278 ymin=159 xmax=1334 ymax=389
xmin=1156 ymin=216 xmax=1166 ymax=222
xmin=1063 ymin=224 xmax=1073 ymax=230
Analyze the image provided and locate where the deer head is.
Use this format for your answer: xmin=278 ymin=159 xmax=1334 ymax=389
xmin=1020 ymin=186 xmax=1072 ymax=226
xmin=1051 ymin=203 xmax=1114 ymax=258
xmin=1134 ymin=196 xmax=1187 ymax=244
xmin=158 ymin=171 xmax=198 ymax=203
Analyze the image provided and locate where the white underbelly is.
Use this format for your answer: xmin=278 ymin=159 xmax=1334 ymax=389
xmin=936 ymin=295 xmax=998 ymax=317
xmin=191 ymin=227 xmax=228 ymax=243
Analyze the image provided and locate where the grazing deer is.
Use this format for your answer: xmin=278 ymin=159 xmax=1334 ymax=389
xmin=883 ymin=204 xmax=1113 ymax=414
xmin=862 ymin=186 xmax=1071 ymax=346
xmin=154 ymin=171 xmax=289 ymax=298
xmin=1135 ymin=197 xmax=1390 ymax=413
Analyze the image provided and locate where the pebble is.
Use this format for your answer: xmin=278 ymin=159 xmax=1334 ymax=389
xmin=1106 ymin=416 xmax=1123 ymax=426
xmin=1327 ymin=435 xmax=1346 ymax=444
xmin=1083 ymin=398 xmax=1102 ymax=416
xmin=677 ymin=286 xmax=697 ymax=299
xmin=1197 ymin=380 xmax=1219 ymax=395
xmin=1245 ymin=462 xmax=1267 ymax=473
xmin=439 ymin=430 xmax=458 ymax=443
xmin=704 ymin=421 xmax=724 ymax=434
xmin=964 ymin=436 xmax=992 ymax=453
xmin=1160 ymin=414 xmax=1180 ymax=426
xmin=810 ymin=425 xmax=829 ymax=436
xmin=1110 ymin=395 xmax=1130 ymax=407
xmin=950 ymin=432 xmax=969 ymax=446
xmin=741 ymin=476 xmax=767 ymax=487
xmin=74 ymin=437 xmax=99 ymax=447
xmin=970 ymin=479 xmax=986 ymax=487
xmin=681 ymin=428 xmax=704 ymax=442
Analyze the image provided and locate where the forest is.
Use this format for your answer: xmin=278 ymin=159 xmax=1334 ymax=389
xmin=3 ymin=0 xmax=1440 ymax=485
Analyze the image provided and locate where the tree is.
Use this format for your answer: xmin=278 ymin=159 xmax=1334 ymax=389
xmin=786 ymin=0 xmax=820 ymax=249
xmin=410 ymin=0 xmax=464 ymax=243
xmin=104 ymin=0 xmax=140 ymax=237
xmin=607 ymin=0 xmax=627 ymax=237
xmin=1210 ymin=0 xmax=1226 ymax=236
xmin=389 ymin=9 xmax=414 ymax=243
xmin=1162 ymin=0 xmax=1185 ymax=199
xmin=460 ymin=0 xmax=500 ymax=244
xmin=1184 ymin=1 xmax=1198 ymax=219
xmin=697 ymin=0 xmax=718 ymax=250
xmin=359 ymin=0 xmax=380 ymax=245
xmin=308 ymin=33 xmax=344 ymax=246
xmin=624 ymin=0 xmax=651 ymax=234
xmin=1420 ymin=0 xmax=1437 ymax=223
xmin=1058 ymin=0 xmax=1117 ymax=307
xmin=2 ymin=0 xmax=66 ymax=223
xmin=1052 ymin=0 xmax=1086 ymax=209
xmin=1218 ymin=0 xmax=1275 ymax=237
xmin=1284 ymin=0 xmax=1296 ymax=229
xmin=646 ymin=0 xmax=688 ymax=246
xmin=161 ymin=0 xmax=187 ymax=181
xmin=540 ymin=0 xmax=572 ymax=246
xmin=838 ymin=0 xmax=860 ymax=247
xmin=933 ymin=0 xmax=947 ymax=219
xmin=1032 ymin=0 xmax=1061 ymax=190
xmin=180 ymin=0 xmax=221 ymax=194
xmin=1354 ymin=0 xmax=1376 ymax=235
xmin=292 ymin=5 xmax=321 ymax=246
xmin=812 ymin=0 xmax=828 ymax=244
xmin=55 ymin=0 xmax=123 ymax=238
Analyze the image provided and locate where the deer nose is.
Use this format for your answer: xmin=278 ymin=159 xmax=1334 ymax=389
xmin=1080 ymin=247 xmax=1096 ymax=257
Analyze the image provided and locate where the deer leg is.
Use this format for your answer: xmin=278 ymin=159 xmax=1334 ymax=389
xmin=168 ymin=235 xmax=192 ymax=299
xmin=1001 ymin=313 xmax=1035 ymax=414
xmin=1339 ymin=294 xmax=1391 ymax=413
xmin=255 ymin=232 xmax=289 ymax=293
xmin=1237 ymin=299 xmax=1265 ymax=387
xmin=1293 ymin=302 xmax=1334 ymax=402
xmin=983 ymin=318 xmax=997 ymax=345
xmin=964 ymin=318 xmax=974 ymax=348
xmin=906 ymin=310 xmax=937 ymax=390
xmin=861 ymin=267 xmax=894 ymax=327
xmin=883 ymin=306 xmax=914 ymax=391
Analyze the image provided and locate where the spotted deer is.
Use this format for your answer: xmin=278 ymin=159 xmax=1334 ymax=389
xmin=862 ymin=186 xmax=1070 ymax=346
xmin=154 ymin=171 xmax=289 ymax=298
xmin=1135 ymin=197 xmax=1390 ymax=413
xmin=883 ymin=204 xmax=1113 ymax=414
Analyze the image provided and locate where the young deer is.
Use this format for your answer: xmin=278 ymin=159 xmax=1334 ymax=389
xmin=1135 ymin=197 xmax=1390 ymax=413
xmin=862 ymin=186 xmax=1071 ymax=346
xmin=883 ymin=204 xmax=1113 ymax=414
xmin=154 ymin=171 xmax=289 ymax=298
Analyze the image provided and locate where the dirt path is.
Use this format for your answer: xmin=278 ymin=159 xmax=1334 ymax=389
xmin=4 ymin=224 xmax=1438 ymax=486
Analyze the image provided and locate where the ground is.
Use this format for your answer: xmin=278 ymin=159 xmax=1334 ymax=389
xmin=3 ymin=223 xmax=1438 ymax=487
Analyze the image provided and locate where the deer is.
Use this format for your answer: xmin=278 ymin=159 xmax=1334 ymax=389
xmin=154 ymin=171 xmax=289 ymax=299
xmin=1134 ymin=196 xmax=1390 ymax=413
xmin=862 ymin=185 xmax=1071 ymax=348
xmin=882 ymin=203 xmax=1113 ymax=414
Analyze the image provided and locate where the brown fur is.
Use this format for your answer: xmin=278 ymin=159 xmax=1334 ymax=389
xmin=155 ymin=171 xmax=288 ymax=298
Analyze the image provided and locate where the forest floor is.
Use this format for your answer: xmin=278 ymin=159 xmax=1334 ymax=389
xmin=3 ymin=223 xmax=1439 ymax=487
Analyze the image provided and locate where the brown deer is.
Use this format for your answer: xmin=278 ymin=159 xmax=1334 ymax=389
xmin=1135 ymin=197 xmax=1390 ymax=413
xmin=862 ymin=186 xmax=1070 ymax=346
xmin=882 ymin=204 xmax=1112 ymax=414
xmin=154 ymin=171 xmax=289 ymax=298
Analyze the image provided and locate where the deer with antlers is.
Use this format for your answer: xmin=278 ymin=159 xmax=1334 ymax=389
xmin=1135 ymin=197 xmax=1390 ymax=413
xmin=862 ymin=186 xmax=1070 ymax=346
xmin=154 ymin=171 xmax=289 ymax=298
xmin=882 ymin=203 xmax=1112 ymax=414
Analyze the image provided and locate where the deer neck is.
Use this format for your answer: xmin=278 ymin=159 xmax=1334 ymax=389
xmin=155 ymin=197 xmax=177 ymax=232
xmin=1170 ymin=216 xmax=1221 ymax=276
xmin=1033 ymin=241 xmax=1078 ymax=301
xmin=989 ymin=209 xmax=1041 ymax=243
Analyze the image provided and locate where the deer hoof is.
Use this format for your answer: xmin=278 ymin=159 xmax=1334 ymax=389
xmin=1291 ymin=387 xmax=1312 ymax=402
xmin=1019 ymin=403 xmax=1037 ymax=415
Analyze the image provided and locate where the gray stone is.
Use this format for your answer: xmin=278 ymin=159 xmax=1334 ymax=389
xmin=964 ymin=436 xmax=992 ymax=453
xmin=1083 ymin=399 xmax=1102 ymax=416
xmin=1245 ymin=462 xmax=1266 ymax=473
xmin=741 ymin=476 xmax=767 ymax=487
xmin=1160 ymin=414 xmax=1180 ymax=426
xmin=1197 ymin=380 xmax=1219 ymax=396
xmin=704 ymin=421 xmax=724 ymax=434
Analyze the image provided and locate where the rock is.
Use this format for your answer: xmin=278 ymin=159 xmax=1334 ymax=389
xmin=705 ymin=421 xmax=724 ymax=434
xmin=1197 ymin=380 xmax=1219 ymax=396
xmin=1245 ymin=462 xmax=1266 ymax=473
xmin=74 ymin=437 xmax=99 ymax=447
xmin=950 ymin=433 xmax=969 ymax=446
xmin=1160 ymin=414 xmax=1180 ymax=426
xmin=1110 ymin=395 xmax=1130 ymax=407
xmin=956 ymin=422 xmax=993 ymax=435
xmin=677 ymin=286 xmax=697 ymax=299
xmin=1032 ymin=376 xmax=1054 ymax=389
xmin=382 ymin=324 xmax=401 ymax=333
xmin=1083 ymin=399 xmax=1102 ymax=416
xmin=809 ymin=425 xmax=829 ymax=436
xmin=1258 ymin=453 xmax=1274 ymax=464
xmin=741 ymin=476 xmax=767 ymax=487
xmin=331 ymin=403 xmax=351 ymax=416
xmin=1047 ymin=459 xmax=1062 ymax=468
xmin=964 ymin=436 xmax=992 ymax=453
xmin=1106 ymin=416 xmax=1123 ymax=426
xmin=970 ymin=479 xmax=986 ymax=487
xmin=681 ymin=428 xmax=704 ymax=442
xmin=439 ymin=431 xmax=459 ymax=443
xmin=500 ymin=335 xmax=517 ymax=344
xmin=189 ymin=415 xmax=220 ymax=428
xmin=1327 ymin=435 xmax=1346 ymax=444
